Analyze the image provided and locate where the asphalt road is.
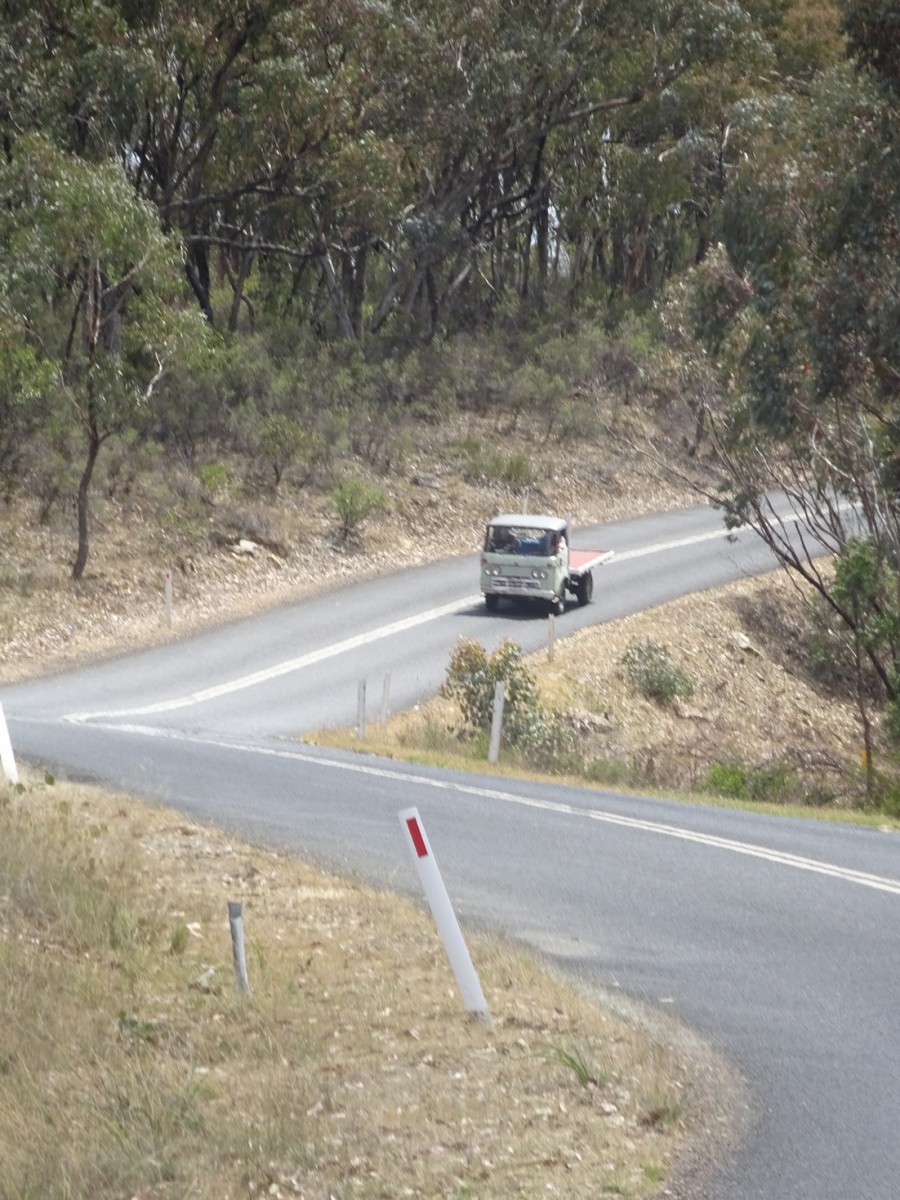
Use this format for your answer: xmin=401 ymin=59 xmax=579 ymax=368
xmin=3 ymin=502 xmax=899 ymax=1200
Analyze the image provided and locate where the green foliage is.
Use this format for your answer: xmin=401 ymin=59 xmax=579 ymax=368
xmin=442 ymin=639 xmax=540 ymax=734
xmin=440 ymin=638 xmax=577 ymax=769
xmin=704 ymin=762 xmax=747 ymax=799
xmin=196 ymin=463 xmax=229 ymax=497
xmin=704 ymin=760 xmax=798 ymax=804
xmin=329 ymin=478 xmax=387 ymax=542
xmin=501 ymin=453 xmax=534 ymax=488
xmin=622 ymin=640 xmax=694 ymax=705
xmin=258 ymin=414 xmax=311 ymax=490
xmin=170 ymin=924 xmax=189 ymax=956
xmin=458 ymin=438 xmax=534 ymax=487
xmin=550 ymin=1042 xmax=605 ymax=1088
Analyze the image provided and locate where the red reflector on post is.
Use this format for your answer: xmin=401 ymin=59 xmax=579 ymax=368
xmin=406 ymin=816 xmax=428 ymax=858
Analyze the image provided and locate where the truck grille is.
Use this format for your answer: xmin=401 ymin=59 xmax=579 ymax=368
xmin=497 ymin=578 xmax=541 ymax=591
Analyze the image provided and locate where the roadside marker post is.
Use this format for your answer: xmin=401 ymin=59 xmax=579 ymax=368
xmin=380 ymin=672 xmax=391 ymax=726
xmin=164 ymin=569 xmax=173 ymax=628
xmin=228 ymin=901 xmax=250 ymax=993
xmin=0 ymin=703 xmax=19 ymax=785
xmin=399 ymin=806 xmax=490 ymax=1021
xmin=488 ymin=679 xmax=505 ymax=764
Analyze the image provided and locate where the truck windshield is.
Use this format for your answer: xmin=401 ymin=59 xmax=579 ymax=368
xmin=485 ymin=525 xmax=559 ymax=556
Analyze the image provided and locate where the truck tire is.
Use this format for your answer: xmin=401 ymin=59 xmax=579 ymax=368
xmin=576 ymin=572 xmax=594 ymax=606
xmin=485 ymin=593 xmax=499 ymax=612
xmin=550 ymin=595 xmax=565 ymax=617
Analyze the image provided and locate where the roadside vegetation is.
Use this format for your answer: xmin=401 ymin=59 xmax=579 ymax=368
xmin=312 ymin=568 xmax=900 ymax=824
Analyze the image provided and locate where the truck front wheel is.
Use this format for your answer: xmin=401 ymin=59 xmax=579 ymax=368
xmin=576 ymin=572 xmax=594 ymax=606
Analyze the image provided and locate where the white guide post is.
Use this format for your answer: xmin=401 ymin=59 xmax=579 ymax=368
xmin=488 ymin=679 xmax=505 ymax=764
xmin=357 ymin=678 xmax=366 ymax=739
xmin=0 ymin=702 xmax=19 ymax=785
xmin=164 ymin=569 xmax=173 ymax=628
xmin=399 ymin=806 xmax=490 ymax=1020
xmin=228 ymin=901 xmax=250 ymax=993
xmin=380 ymin=672 xmax=391 ymax=725
xmin=547 ymin=612 xmax=556 ymax=661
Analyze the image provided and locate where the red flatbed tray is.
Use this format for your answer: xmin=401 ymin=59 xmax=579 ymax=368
xmin=568 ymin=549 xmax=614 ymax=572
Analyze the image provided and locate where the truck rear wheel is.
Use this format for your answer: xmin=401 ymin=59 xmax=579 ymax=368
xmin=576 ymin=572 xmax=594 ymax=606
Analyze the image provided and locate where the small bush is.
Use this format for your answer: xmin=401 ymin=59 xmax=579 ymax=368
xmin=747 ymin=762 xmax=797 ymax=804
xmin=258 ymin=414 xmax=312 ymax=490
xmin=501 ymin=452 xmax=534 ymax=488
xmin=441 ymin=638 xmax=539 ymax=734
xmin=329 ymin=478 xmax=388 ymax=542
xmin=703 ymin=760 xmax=798 ymax=804
xmin=622 ymin=640 xmax=694 ymax=704
xmin=459 ymin=439 xmax=506 ymax=483
xmin=704 ymin=761 xmax=747 ymax=799
xmin=440 ymin=638 xmax=577 ymax=768
xmin=196 ymin=462 xmax=229 ymax=497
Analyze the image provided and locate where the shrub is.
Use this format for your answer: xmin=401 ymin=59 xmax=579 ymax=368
xmin=329 ymin=478 xmax=388 ymax=541
xmin=196 ymin=462 xmax=229 ymax=497
xmin=704 ymin=761 xmax=747 ymax=799
xmin=747 ymin=762 xmax=797 ymax=804
xmin=440 ymin=638 xmax=578 ymax=768
xmin=502 ymin=453 xmax=534 ymax=488
xmin=441 ymin=638 xmax=539 ymax=733
xmin=703 ymin=760 xmax=798 ymax=804
xmin=622 ymin=640 xmax=694 ymax=704
xmin=258 ymin=414 xmax=311 ymax=490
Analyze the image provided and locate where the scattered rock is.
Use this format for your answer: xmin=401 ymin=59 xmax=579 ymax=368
xmin=729 ymin=631 xmax=760 ymax=655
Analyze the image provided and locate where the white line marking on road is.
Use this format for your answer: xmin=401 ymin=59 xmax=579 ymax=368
xmin=611 ymin=508 xmax=810 ymax=562
xmin=61 ymin=506 xmax=816 ymax=724
xmin=76 ymin=722 xmax=900 ymax=897
xmin=65 ymin=594 xmax=482 ymax=723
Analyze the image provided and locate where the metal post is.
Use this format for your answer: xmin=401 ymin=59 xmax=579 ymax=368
xmin=357 ymin=679 xmax=367 ymax=739
xmin=228 ymin=901 xmax=250 ymax=993
xmin=488 ymin=679 xmax=505 ymax=764
xmin=548 ymin=612 xmax=556 ymax=662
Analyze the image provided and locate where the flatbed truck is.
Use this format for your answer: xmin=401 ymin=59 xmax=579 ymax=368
xmin=480 ymin=513 xmax=613 ymax=615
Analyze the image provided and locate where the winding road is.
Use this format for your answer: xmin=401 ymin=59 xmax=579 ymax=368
xmin=3 ymin=502 xmax=899 ymax=1200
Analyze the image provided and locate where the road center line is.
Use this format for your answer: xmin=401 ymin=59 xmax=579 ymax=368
xmin=82 ymin=722 xmax=900 ymax=897
xmin=65 ymin=594 xmax=482 ymax=722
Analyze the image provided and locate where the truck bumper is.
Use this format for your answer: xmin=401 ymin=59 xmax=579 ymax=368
xmin=482 ymin=580 xmax=556 ymax=602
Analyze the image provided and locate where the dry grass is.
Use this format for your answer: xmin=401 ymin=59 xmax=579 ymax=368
xmin=0 ymin=772 xmax=706 ymax=1200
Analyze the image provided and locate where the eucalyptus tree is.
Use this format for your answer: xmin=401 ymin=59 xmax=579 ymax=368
xmin=0 ymin=134 xmax=206 ymax=579
xmin=678 ymin=39 xmax=900 ymax=771
xmin=0 ymin=0 xmax=853 ymax=352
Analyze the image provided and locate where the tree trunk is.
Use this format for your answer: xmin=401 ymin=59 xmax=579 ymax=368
xmin=72 ymin=422 xmax=101 ymax=582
